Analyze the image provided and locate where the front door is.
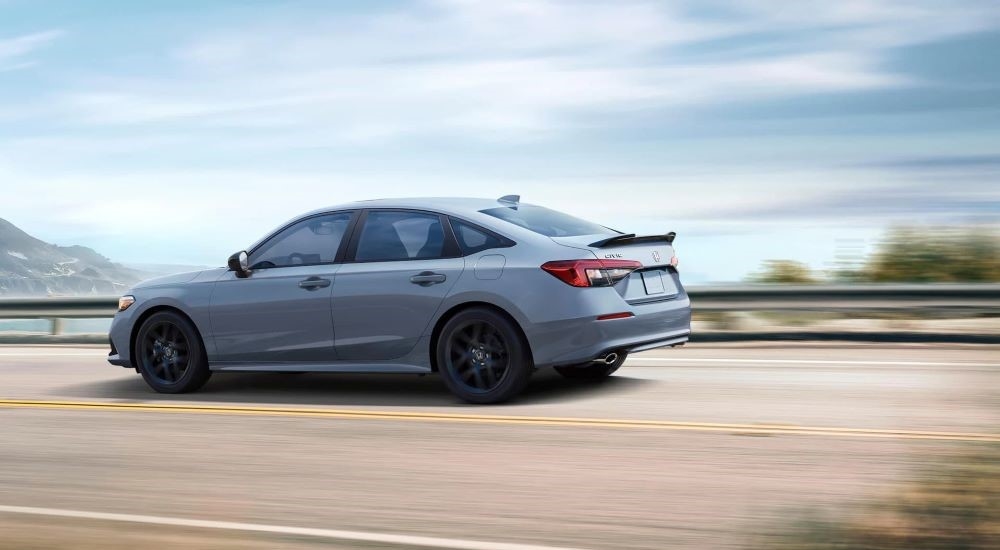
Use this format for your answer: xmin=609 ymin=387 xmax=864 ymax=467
xmin=210 ymin=212 xmax=354 ymax=363
xmin=332 ymin=210 xmax=464 ymax=361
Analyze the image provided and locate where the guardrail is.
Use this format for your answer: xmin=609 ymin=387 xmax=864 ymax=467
xmin=0 ymin=296 xmax=119 ymax=320
xmin=1 ymin=284 xmax=998 ymax=336
xmin=690 ymin=284 xmax=1000 ymax=312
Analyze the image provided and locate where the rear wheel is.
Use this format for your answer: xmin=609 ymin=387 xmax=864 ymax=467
xmin=135 ymin=311 xmax=211 ymax=393
xmin=436 ymin=308 xmax=532 ymax=404
xmin=555 ymin=352 xmax=627 ymax=380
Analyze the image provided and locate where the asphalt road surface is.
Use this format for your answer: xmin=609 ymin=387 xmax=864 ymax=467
xmin=1 ymin=343 xmax=998 ymax=549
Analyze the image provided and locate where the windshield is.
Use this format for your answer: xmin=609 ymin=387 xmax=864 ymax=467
xmin=480 ymin=205 xmax=617 ymax=237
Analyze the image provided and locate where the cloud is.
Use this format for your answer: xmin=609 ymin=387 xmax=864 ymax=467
xmin=858 ymin=154 xmax=1000 ymax=171
xmin=48 ymin=0 xmax=989 ymax=142
xmin=706 ymin=178 xmax=1000 ymax=225
xmin=0 ymin=30 xmax=61 ymax=70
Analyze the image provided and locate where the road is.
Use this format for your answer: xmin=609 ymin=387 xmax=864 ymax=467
xmin=0 ymin=344 xmax=997 ymax=549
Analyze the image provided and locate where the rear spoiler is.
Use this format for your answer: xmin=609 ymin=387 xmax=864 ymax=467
xmin=590 ymin=232 xmax=676 ymax=248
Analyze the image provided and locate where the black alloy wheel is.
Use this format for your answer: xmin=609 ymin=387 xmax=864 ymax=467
xmin=437 ymin=307 xmax=532 ymax=404
xmin=135 ymin=311 xmax=210 ymax=393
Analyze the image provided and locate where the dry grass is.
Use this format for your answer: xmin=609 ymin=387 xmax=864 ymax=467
xmin=752 ymin=448 xmax=1000 ymax=549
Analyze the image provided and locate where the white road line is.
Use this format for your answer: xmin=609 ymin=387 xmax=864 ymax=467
xmin=627 ymin=357 xmax=998 ymax=367
xmin=0 ymin=505 xmax=587 ymax=550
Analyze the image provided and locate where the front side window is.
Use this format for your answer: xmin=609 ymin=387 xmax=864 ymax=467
xmin=249 ymin=212 xmax=352 ymax=269
xmin=480 ymin=205 xmax=615 ymax=237
xmin=355 ymin=211 xmax=446 ymax=262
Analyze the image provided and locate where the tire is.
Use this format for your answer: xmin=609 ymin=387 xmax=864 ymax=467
xmin=554 ymin=352 xmax=627 ymax=380
xmin=134 ymin=311 xmax=211 ymax=394
xmin=436 ymin=307 xmax=533 ymax=404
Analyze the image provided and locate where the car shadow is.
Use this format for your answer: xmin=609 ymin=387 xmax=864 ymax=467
xmin=56 ymin=368 xmax=650 ymax=408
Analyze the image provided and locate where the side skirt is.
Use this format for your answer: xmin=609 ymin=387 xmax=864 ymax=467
xmin=209 ymin=363 xmax=432 ymax=374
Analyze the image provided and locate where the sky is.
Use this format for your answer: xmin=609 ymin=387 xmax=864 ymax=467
xmin=1 ymin=0 xmax=999 ymax=283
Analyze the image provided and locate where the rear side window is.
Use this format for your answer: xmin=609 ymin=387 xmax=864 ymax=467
xmin=249 ymin=212 xmax=352 ymax=269
xmin=355 ymin=211 xmax=446 ymax=262
xmin=451 ymin=219 xmax=506 ymax=254
xmin=480 ymin=205 xmax=615 ymax=237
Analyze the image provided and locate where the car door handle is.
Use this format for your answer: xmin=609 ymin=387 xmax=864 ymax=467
xmin=298 ymin=277 xmax=331 ymax=290
xmin=410 ymin=271 xmax=447 ymax=286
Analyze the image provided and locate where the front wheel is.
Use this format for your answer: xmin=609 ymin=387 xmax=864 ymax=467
xmin=436 ymin=308 xmax=533 ymax=404
xmin=135 ymin=311 xmax=211 ymax=393
xmin=554 ymin=352 xmax=627 ymax=380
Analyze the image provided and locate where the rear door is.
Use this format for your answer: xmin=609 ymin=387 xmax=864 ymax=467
xmin=332 ymin=209 xmax=464 ymax=361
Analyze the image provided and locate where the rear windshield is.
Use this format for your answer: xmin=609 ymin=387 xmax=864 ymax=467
xmin=480 ymin=205 xmax=616 ymax=237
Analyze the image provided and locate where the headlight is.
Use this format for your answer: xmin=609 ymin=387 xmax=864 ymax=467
xmin=118 ymin=295 xmax=135 ymax=312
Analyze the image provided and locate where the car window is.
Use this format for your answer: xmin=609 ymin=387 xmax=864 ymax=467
xmin=355 ymin=211 xmax=445 ymax=262
xmin=249 ymin=213 xmax=352 ymax=269
xmin=480 ymin=205 xmax=616 ymax=237
xmin=451 ymin=219 xmax=505 ymax=254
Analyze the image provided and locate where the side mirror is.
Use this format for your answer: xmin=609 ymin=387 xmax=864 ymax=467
xmin=227 ymin=250 xmax=250 ymax=278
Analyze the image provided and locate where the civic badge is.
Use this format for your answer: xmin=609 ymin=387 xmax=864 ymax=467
xmin=652 ymin=251 xmax=661 ymax=262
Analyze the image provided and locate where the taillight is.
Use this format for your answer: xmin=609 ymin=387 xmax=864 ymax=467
xmin=541 ymin=259 xmax=642 ymax=287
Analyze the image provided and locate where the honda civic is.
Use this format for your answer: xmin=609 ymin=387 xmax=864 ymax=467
xmin=108 ymin=195 xmax=691 ymax=403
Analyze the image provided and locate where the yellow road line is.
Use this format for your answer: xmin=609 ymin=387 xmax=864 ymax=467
xmin=1 ymin=399 xmax=998 ymax=442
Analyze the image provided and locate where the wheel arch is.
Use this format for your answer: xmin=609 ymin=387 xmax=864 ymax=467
xmin=128 ymin=305 xmax=208 ymax=370
xmin=428 ymin=301 xmax=533 ymax=372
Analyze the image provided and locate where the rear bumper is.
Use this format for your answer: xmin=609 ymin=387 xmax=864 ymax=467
xmin=528 ymin=294 xmax=692 ymax=367
xmin=619 ymin=333 xmax=690 ymax=354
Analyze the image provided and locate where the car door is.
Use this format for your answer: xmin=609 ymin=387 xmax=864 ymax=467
xmin=332 ymin=209 xmax=464 ymax=361
xmin=209 ymin=211 xmax=355 ymax=364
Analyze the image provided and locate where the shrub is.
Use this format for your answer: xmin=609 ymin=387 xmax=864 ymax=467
xmin=751 ymin=448 xmax=1000 ymax=549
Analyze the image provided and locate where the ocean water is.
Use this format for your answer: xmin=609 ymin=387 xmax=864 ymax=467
xmin=0 ymin=318 xmax=112 ymax=334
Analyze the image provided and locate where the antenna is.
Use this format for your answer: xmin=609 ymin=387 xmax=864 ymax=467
xmin=498 ymin=195 xmax=520 ymax=206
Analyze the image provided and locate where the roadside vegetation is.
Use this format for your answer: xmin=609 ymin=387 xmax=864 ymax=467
xmin=748 ymin=260 xmax=819 ymax=284
xmin=751 ymin=448 xmax=1000 ymax=549
xmin=750 ymin=226 xmax=1000 ymax=283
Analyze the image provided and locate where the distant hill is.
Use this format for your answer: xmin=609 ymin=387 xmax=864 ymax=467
xmin=0 ymin=218 xmax=146 ymax=296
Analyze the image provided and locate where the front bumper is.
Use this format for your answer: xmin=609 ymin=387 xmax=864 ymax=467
xmin=107 ymin=311 xmax=135 ymax=368
xmin=107 ymin=334 xmax=130 ymax=367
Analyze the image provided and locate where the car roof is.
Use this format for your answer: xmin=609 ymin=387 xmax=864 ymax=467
xmin=302 ymin=196 xmax=523 ymax=218
xmin=247 ymin=195 xmax=537 ymax=250
xmin=247 ymin=195 xmax=548 ymax=252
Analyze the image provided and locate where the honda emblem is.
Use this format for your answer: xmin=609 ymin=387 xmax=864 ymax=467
xmin=652 ymin=251 xmax=661 ymax=262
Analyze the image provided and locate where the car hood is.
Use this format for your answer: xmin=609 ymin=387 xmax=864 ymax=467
xmin=132 ymin=269 xmax=211 ymax=289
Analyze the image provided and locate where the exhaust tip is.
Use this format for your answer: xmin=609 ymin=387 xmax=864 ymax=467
xmin=591 ymin=351 xmax=621 ymax=365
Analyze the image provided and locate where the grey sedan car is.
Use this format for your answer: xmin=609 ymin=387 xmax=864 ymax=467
xmin=108 ymin=196 xmax=691 ymax=403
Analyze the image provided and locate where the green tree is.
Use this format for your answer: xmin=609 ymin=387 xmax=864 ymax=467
xmin=749 ymin=260 xmax=819 ymax=284
xmin=864 ymin=226 xmax=1000 ymax=283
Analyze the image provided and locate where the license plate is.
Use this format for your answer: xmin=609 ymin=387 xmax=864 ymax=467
xmin=641 ymin=271 xmax=665 ymax=295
